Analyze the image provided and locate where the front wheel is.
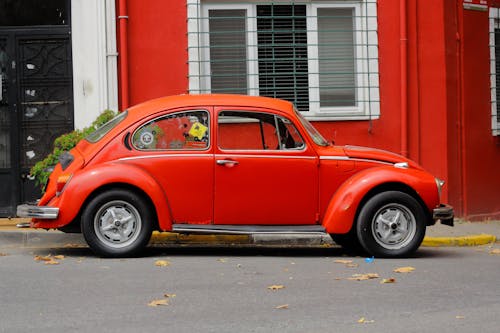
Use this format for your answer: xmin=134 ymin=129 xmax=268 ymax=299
xmin=356 ymin=191 xmax=427 ymax=258
xmin=81 ymin=189 xmax=153 ymax=257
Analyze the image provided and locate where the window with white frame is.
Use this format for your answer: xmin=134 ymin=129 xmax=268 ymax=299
xmin=187 ymin=0 xmax=379 ymax=120
xmin=489 ymin=8 xmax=500 ymax=136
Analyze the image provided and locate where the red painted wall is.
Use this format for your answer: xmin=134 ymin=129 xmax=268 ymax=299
xmin=117 ymin=0 xmax=500 ymax=219
xmin=459 ymin=3 xmax=500 ymax=219
xmin=119 ymin=0 xmax=188 ymax=107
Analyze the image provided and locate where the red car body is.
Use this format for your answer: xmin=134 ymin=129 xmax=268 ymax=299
xmin=18 ymin=94 xmax=453 ymax=257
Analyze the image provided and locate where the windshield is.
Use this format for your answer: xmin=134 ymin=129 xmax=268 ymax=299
xmin=293 ymin=107 xmax=329 ymax=146
xmin=85 ymin=111 xmax=128 ymax=143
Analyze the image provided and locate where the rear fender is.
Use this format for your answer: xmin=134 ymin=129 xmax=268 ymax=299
xmin=33 ymin=163 xmax=173 ymax=230
xmin=322 ymin=166 xmax=439 ymax=234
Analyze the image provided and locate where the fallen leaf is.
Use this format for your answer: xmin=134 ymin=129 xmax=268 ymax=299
xmin=489 ymin=249 xmax=500 ymax=255
xmin=334 ymin=259 xmax=358 ymax=268
xmin=64 ymin=243 xmax=84 ymax=248
xmin=217 ymin=258 xmax=228 ymax=263
xmin=44 ymin=259 xmax=60 ymax=265
xmin=164 ymin=294 xmax=176 ymax=298
xmin=394 ymin=266 xmax=416 ymax=273
xmin=358 ymin=317 xmax=375 ymax=324
xmin=381 ymin=278 xmax=396 ymax=284
xmin=456 ymin=315 xmax=465 ymax=319
xmin=53 ymin=255 xmax=65 ymax=260
xmin=155 ymin=260 xmax=171 ymax=267
xmin=267 ymin=284 xmax=285 ymax=291
xmin=148 ymin=299 xmax=169 ymax=307
xmin=275 ymin=304 xmax=289 ymax=309
xmin=34 ymin=255 xmax=52 ymax=262
xmin=348 ymin=273 xmax=380 ymax=281
xmin=334 ymin=259 xmax=353 ymax=264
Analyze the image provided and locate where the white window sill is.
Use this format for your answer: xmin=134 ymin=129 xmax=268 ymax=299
xmin=303 ymin=114 xmax=380 ymax=122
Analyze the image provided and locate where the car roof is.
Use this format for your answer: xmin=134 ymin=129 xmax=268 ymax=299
xmin=125 ymin=94 xmax=295 ymax=122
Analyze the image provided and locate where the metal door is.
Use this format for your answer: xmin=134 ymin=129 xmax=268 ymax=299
xmin=0 ymin=31 xmax=73 ymax=216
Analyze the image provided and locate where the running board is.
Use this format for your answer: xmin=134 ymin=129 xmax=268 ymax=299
xmin=172 ymin=224 xmax=326 ymax=235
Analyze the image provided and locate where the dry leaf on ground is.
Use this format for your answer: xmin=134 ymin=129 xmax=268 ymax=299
xmin=34 ymin=255 xmax=52 ymax=261
xmin=394 ymin=266 xmax=415 ymax=273
xmin=217 ymin=258 xmax=228 ymax=263
xmin=154 ymin=260 xmax=171 ymax=267
xmin=164 ymin=294 xmax=176 ymax=298
xmin=334 ymin=259 xmax=353 ymax=264
xmin=456 ymin=315 xmax=465 ymax=319
xmin=358 ymin=317 xmax=375 ymax=324
xmin=267 ymin=284 xmax=285 ymax=291
xmin=53 ymin=255 xmax=65 ymax=260
xmin=381 ymin=278 xmax=396 ymax=284
xmin=148 ymin=299 xmax=169 ymax=307
xmin=489 ymin=249 xmax=500 ymax=255
xmin=275 ymin=304 xmax=289 ymax=309
xmin=44 ymin=259 xmax=60 ymax=265
xmin=348 ymin=273 xmax=379 ymax=281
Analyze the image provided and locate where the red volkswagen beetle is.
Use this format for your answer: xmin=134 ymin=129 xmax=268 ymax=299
xmin=17 ymin=94 xmax=453 ymax=257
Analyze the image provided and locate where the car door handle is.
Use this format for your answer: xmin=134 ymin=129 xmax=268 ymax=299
xmin=216 ymin=159 xmax=239 ymax=166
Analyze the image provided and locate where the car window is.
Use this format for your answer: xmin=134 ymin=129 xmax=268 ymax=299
xmin=218 ymin=110 xmax=305 ymax=150
xmin=85 ymin=111 xmax=127 ymax=143
xmin=132 ymin=110 xmax=209 ymax=150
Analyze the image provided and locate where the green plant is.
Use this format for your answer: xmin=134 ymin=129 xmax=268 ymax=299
xmin=30 ymin=109 xmax=117 ymax=191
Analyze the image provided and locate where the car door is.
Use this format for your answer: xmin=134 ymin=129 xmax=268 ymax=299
xmin=214 ymin=108 xmax=319 ymax=225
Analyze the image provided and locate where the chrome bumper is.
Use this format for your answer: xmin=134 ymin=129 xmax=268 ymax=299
xmin=17 ymin=204 xmax=59 ymax=219
xmin=433 ymin=204 xmax=454 ymax=226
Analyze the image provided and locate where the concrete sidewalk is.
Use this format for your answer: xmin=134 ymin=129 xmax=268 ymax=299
xmin=0 ymin=218 xmax=498 ymax=249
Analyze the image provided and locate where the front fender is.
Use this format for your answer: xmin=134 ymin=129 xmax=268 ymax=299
xmin=322 ymin=166 xmax=439 ymax=234
xmin=33 ymin=162 xmax=173 ymax=230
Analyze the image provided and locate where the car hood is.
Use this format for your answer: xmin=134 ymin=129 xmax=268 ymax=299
xmin=342 ymin=145 xmax=422 ymax=169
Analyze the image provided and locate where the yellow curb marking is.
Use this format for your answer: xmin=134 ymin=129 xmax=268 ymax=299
xmin=422 ymin=234 xmax=496 ymax=247
xmin=150 ymin=231 xmax=250 ymax=244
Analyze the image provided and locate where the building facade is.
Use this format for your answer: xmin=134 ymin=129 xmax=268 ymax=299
xmin=0 ymin=0 xmax=499 ymax=220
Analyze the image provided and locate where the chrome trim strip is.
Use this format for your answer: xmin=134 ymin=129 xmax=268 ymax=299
xmin=119 ymin=154 xmax=213 ymax=161
xmin=172 ymin=224 xmax=326 ymax=235
xmin=216 ymin=154 xmax=316 ymax=160
xmin=119 ymin=154 xmax=315 ymax=162
xmin=394 ymin=162 xmax=409 ymax=169
xmin=319 ymin=156 xmax=350 ymax=160
xmin=16 ymin=204 xmax=59 ymax=219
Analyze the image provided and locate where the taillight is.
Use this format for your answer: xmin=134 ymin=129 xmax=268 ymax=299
xmin=56 ymin=174 xmax=72 ymax=196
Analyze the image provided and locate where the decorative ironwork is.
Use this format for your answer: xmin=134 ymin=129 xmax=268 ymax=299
xmin=17 ymin=37 xmax=73 ymax=168
xmin=0 ymin=38 xmax=10 ymax=169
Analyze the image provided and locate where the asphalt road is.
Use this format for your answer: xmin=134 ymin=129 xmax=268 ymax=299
xmin=0 ymin=244 xmax=499 ymax=333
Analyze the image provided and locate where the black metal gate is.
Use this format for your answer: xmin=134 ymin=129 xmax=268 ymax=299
xmin=0 ymin=30 xmax=73 ymax=216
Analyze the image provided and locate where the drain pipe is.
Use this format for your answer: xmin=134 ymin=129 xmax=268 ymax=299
xmin=400 ymin=0 xmax=409 ymax=157
xmin=118 ymin=0 xmax=129 ymax=110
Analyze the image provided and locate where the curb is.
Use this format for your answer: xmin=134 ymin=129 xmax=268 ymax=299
xmin=0 ymin=229 xmax=498 ymax=248
xmin=421 ymin=234 xmax=497 ymax=247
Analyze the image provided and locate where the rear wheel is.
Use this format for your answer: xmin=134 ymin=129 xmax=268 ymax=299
xmin=81 ymin=189 xmax=153 ymax=257
xmin=356 ymin=191 xmax=426 ymax=258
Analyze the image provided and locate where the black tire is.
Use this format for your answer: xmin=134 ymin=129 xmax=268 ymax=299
xmin=81 ymin=189 xmax=153 ymax=258
xmin=356 ymin=191 xmax=426 ymax=258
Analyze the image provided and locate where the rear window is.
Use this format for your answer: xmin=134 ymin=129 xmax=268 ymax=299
xmin=85 ymin=111 xmax=128 ymax=143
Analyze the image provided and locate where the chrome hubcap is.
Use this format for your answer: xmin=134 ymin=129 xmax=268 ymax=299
xmin=371 ymin=203 xmax=416 ymax=250
xmin=94 ymin=200 xmax=142 ymax=249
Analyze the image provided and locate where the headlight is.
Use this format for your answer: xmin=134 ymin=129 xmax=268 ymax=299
xmin=435 ymin=177 xmax=445 ymax=198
